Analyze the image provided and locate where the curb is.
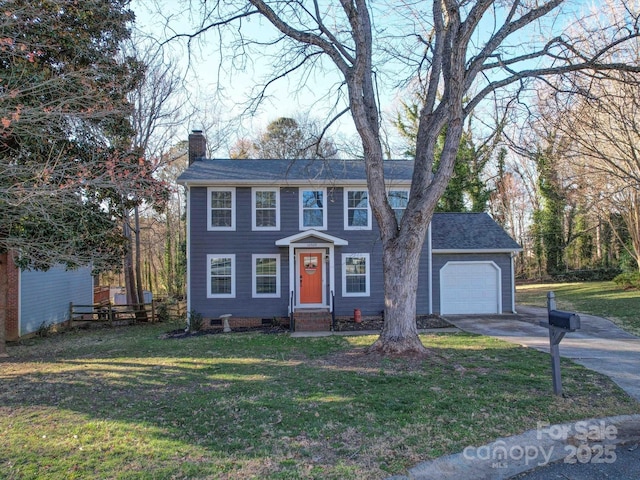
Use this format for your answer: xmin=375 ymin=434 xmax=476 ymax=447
xmin=389 ymin=415 xmax=640 ymax=480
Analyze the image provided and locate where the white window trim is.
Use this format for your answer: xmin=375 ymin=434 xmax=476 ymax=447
xmin=299 ymin=187 xmax=328 ymax=231
xmin=342 ymin=253 xmax=370 ymax=297
xmin=387 ymin=187 xmax=410 ymax=222
xmin=207 ymin=187 xmax=236 ymax=231
xmin=343 ymin=188 xmax=372 ymax=231
xmin=207 ymin=254 xmax=235 ymax=298
xmin=252 ymin=254 xmax=281 ymax=298
xmin=252 ymin=187 xmax=280 ymax=231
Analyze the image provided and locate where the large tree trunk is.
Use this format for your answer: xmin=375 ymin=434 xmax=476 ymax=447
xmin=133 ymin=205 xmax=148 ymax=322
xmin=0 ymin=253 xmax=8 ymax=357
xmin=165 ymin=210 xmax=174 ymax=296
xmin=369 ymin=238 xmax=427 ymax=355
xmin=123 ymin=212 xmax=140 ymax=311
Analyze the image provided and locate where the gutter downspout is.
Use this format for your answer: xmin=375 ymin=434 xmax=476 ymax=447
xmin=185 ymin=184 xmax=192 ymax=330
xmin=511 ymin=252 xmax=517 ymax=314
xmin=17 ymin=257 xmax=21 ymax=338
xmin=428 ymin=223 xmax=433 ymax=315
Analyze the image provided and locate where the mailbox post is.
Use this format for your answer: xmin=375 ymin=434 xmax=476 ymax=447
xmin=539 ymin=291 xmax=581 ymax=396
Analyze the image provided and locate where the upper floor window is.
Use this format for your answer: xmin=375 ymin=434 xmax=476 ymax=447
xmin=344 ymin=189 xmax=371 ymax=230
xmin=388 ymin=189 xmax=409 ymax=223
xmin=207 ymin=254 xmax=235 ymax=298
xmin=252 ymin=188 xmax=280 ymax=231
xmin=300 ymin=188 xmax=327 ymax=230
xmin=207 ymin=187 xmax=235 ymax=231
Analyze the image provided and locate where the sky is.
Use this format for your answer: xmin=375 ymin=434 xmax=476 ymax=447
xmin=130 ymin=0 xmax=605 ymax=158
xmin=132 ymin=0 xmax=365 ymax=156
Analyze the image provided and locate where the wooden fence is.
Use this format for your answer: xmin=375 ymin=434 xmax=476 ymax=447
xmin=69 ymin=302 xmax=156 ymax=326
xmin=69 ymin=297 xmax=187 ymax=327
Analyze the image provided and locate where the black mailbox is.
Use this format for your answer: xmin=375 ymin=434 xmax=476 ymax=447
xmin=548 ymin=310 xmax=580 ymax=331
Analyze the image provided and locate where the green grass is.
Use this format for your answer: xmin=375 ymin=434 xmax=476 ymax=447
xmin=1 ymin=323 xmax=637 ymax=479
xmin=517 ymin=281 xmax=640 ymax=335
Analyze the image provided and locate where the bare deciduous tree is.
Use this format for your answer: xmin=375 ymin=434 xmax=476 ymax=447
xmin=170 ymin=0 xmax=640 ymax=353
xmin=547 ymin=76 xmax=640 ymax=271
xmin=120 ymin=37 xmax=188 ymax=317
xmin=514 ymin=1 xmax=640 ymax=273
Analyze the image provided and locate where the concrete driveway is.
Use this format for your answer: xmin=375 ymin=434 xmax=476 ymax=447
xmin=445 ymin=305 xmax=640 ymax=402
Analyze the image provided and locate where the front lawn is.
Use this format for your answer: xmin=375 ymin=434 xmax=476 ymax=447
xmin=517 ymin=281 xmax=640 ymax=335
xmin=1 ymin=323 xmax=637 ymax=479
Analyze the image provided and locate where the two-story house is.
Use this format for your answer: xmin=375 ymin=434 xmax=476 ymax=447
xmin=177 ymin=131 xmax=521 ymax=331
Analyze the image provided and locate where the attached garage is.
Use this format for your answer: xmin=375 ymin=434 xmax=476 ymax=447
xmin=430 ymin=213 xmax=522 ymax=315
xmin=440 ymin=261 xmax=501 ymax=314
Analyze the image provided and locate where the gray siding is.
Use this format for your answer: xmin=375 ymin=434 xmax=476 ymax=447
xmin=20 ymin=265 xmax=93 ymax=335
xmin=188 ymin=185 xmax=432 ymax=319
xmin=431 ymin=253 xmax=514 ymax=314
xmin=190 ymin=186 xmax=291 ymax=318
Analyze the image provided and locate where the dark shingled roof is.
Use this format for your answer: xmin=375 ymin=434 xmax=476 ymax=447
xmin=432 ymin=213 xmax=521 ymax=251
xmin=177 ymin=158 xmax=414 ymax=184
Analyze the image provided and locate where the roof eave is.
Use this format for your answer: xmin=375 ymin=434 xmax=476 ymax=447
xmin=432 ymin=248 xmax=522 ymax=254
xmin=177 ymin=179 xmax=411 ymax=187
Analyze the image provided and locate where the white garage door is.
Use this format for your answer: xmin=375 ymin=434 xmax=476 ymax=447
xmin=440 ymin=261 xmax=501 ymax=314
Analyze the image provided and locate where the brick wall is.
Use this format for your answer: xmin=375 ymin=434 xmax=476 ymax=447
xmin=202 ymin=316 xmax=289 ymax=330
xmin=1 ymin=252 xmax=20 ymax=341
xmin=6 ymin=253 xmax=19 ymax=341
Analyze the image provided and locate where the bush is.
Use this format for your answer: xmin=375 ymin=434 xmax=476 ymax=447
xmin=551 ymin=268 xmax=622 ymax=283
xmin=613 ymin=272 xmax=640 ymax=290
xmin=188 ymin=310 xmax=203 ymax=333
xmin=35 ymin=321 xmax=53 ymax=338
xmin=156 ymin=303 xmax=170 ymax=323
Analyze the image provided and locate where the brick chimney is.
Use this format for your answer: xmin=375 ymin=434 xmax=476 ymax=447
xmin=188 ymin=130 xmax=206 ymax=165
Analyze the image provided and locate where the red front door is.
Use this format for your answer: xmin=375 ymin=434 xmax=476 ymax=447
xmin=299 ymin=252 xmax=323 ymax=304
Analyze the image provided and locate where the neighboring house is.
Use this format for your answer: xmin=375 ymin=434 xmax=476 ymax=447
xmin=177 ymin=131 xmax=521 ymax=331
xmin=1 ymin=252 xmax=93 ymax=340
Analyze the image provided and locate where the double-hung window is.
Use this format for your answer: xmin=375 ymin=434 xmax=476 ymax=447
xmin=252 ymin=188 xmax=280 ymax=230
xmin=344 ymin=189 xmax=371 ymax=230
xmin=300 ymin=188 xmax=327 ymax=230
xmin=252 ymin=254 xmax=280 ymax=298
xmin=207 ymin=255 xmax=235 ymax=298
xmin=208 ymin=187 xmax=235 ymax=231
xmin=388 ymin=189 xmax=409 ymax=223
xmin=342 ymin=253 xmax=370 ymax=297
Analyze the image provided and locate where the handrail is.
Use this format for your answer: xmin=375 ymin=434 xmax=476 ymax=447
xmin=289 ymin=290 xmax=295 ymax=332
xmin=331 ymin=290 xmax=335 ymax=331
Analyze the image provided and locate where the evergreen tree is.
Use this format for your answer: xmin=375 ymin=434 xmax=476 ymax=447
xmin=533 ymin=148 xmax=566 ymax=275
xmin=0 ymin=0 xmax=163 ymax=354
xmin=395 ymin=101 xmax=491 ymax=212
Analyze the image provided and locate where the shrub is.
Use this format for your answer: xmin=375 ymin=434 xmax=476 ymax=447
xmin=188 ymin=309 xmax=203 ymax=333
xmin=613 ymin=272 xmax=640 ymax=290
xmin=35 ymin=321 xmax=53 ymax=338
xmin=551 ymin=268 xmax=622 ymax=282
xmin=156 ymin=303 xmax=170 ymax=323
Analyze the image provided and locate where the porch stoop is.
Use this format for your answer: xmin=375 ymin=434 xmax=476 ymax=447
xmin=293 ymin=309 xmax=332 ymax=332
